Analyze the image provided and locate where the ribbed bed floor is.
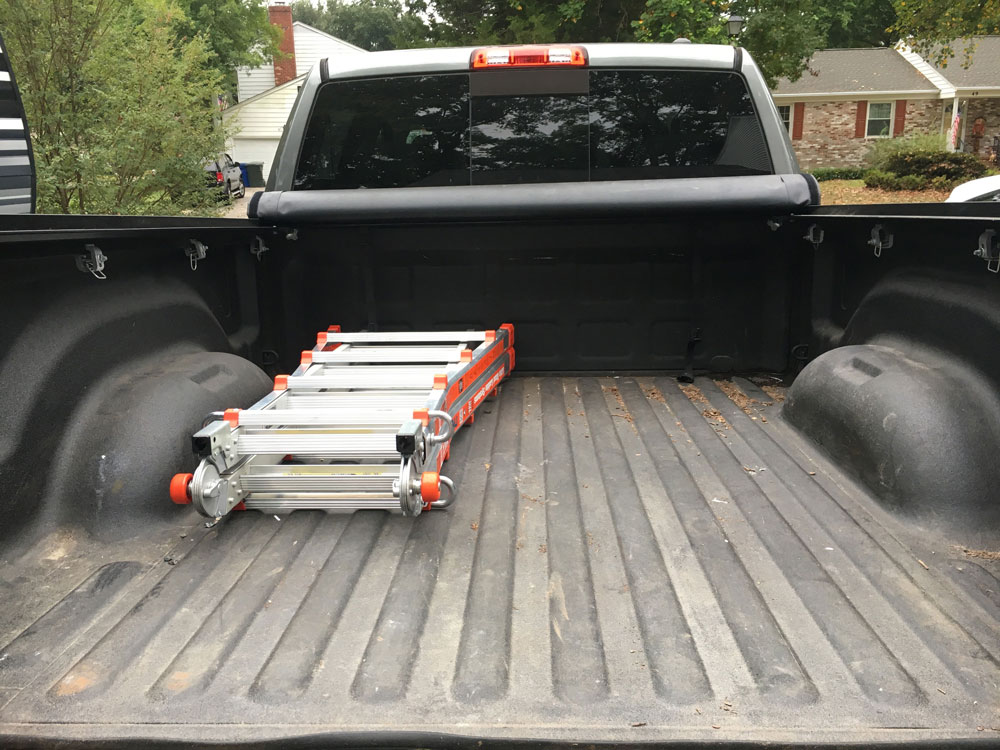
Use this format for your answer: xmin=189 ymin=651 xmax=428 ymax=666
xmin=2 ymin=376 xmax=999 ymax=746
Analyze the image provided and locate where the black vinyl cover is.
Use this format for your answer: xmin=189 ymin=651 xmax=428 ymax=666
xmin=250 ymin=174 xmax=816 ymax=224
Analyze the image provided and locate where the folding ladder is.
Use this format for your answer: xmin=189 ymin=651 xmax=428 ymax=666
xmin=169 ymin=325 xmax=514 ymax=518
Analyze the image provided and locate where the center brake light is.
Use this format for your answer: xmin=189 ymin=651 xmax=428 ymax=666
xmin=471 ymin=45 xmax=587 ymax=69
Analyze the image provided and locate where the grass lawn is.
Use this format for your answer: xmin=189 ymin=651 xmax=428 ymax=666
xmin=820 ymin=179 xmax=952 ymax=205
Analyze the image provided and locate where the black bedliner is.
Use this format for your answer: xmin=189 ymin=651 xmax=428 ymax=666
xmin=2 ymin=375 xmax=997 ymax=746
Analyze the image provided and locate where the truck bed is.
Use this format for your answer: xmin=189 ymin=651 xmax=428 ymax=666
xmin=2 ymin=375 xmax=999 ymax=746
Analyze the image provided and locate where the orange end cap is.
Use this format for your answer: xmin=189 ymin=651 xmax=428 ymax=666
xmin=223 ymin=408 xmax=240 ymax=427
xmin=420 ymin=471 xmax=441 ymax=503
xmin=274 ymin=374 xmax=288 ymax=391
xmin=317 ymin=331 xmax=328 ymax=346
xmin=460 ymin=348 xmax=473 ymax=362
xmin=169 ymin=473 xmax=193 ymax=505
xmin=328 ymin=324 xmax=341 ymax=333
xmin=433 ymin=373 xmax=448 ymax=390
xmin=501 ymin=323 xmax=515 ymax=346
xmin=485 ymin=330 xmax=497 ymax=343
xmin=301 ymin=350 xmax=313 ymax=365
xmin=509 ymin=347 xmax=516 ymax=373
xmin=413 ymin=408 xmax=429 ymax=426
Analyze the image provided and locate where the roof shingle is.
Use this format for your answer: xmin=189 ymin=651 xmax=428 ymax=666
xmin=927 ymin=36 xmax=1000 ymax=88
xmin=772 ymin=48 xmax=937 ymax=95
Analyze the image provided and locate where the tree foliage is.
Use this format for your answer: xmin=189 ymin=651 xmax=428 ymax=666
xmin=291 ymin=0 xmax=433 ymax=51
xmin=821 ymin=0 xmax=896 ymax=48
xmin=0 ymin=0 xmax=227 ymax=214
xmin=173 ymin=0 xmax=281 ymax=70
xmin=295 ymin=0 xmax=893 ymax=89
xmin=633 ymin=0 xmax=825 ymax=86
xmin=891 ymin=0 xmax=1000 ymax=66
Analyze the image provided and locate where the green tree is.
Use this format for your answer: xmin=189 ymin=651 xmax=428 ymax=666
xmin=428 ymin=0 xmax=645 ymax=44
xmin=633 ymin=0 xmax=824 ymax=86
xmin=891 ymin=0 xmax=1000 ymax=66
xmin=820 ymin=0 xmax=896 ymax=48
xmin=0 ymin=0 xmax=227 ymax=214
xmin=172 ymin=0 xmax=280 ymax=100
xmin=291 ymin=0 xmax=433 ymax=51
xmin=173 ymin=0 xmax=281 ymax=69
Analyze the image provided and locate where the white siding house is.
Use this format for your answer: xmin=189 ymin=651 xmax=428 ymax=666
xmin=236 ymin=64 xmax=274 ymax=103
xmin=291 ymin=23 xmax=365 ymax=79
xmin=224 ymin=75 xmax=305 ymax=182
xmin=236 ymin=23 xmax=364 ymax=102
xmin=229 ymin=21 xmax=364 ymax=181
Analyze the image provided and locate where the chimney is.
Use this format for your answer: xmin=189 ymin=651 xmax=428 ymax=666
xmin=269 ymin=4 xmax=296 ymax=86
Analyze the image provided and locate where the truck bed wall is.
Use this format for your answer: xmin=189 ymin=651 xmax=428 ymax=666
xmin=1 ymin=209 xmax=998 ymax=550
xmin=791 ymin=213 xmax=1000 ymax=537
xmin=262 ymin=218 xmax=801 ymax=374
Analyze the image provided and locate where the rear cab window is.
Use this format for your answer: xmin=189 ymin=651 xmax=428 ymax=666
xmin=293 ymin=68 xmax=772 ymax=190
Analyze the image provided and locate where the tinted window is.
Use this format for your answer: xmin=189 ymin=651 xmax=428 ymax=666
xmin=471 ymin=93 xmax=589 ymax=184
xmin=294 ymin=70 xmax=771 ymax=189
xmin=590 ymin=70 xmax=772 ymax=179
xmin=295 ymin=75 xmax=469 ymax=190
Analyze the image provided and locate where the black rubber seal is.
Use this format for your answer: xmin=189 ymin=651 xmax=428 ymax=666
xmin=247 ymin=189 xmax=263 ymax=219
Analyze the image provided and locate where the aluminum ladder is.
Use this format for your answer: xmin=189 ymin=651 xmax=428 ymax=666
xmin=169 ymin=325 xmax=514 ymax=518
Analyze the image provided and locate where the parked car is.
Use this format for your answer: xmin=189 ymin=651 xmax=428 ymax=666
xmin=946 ymin=173 xmax=1000 ymax=202
xmin=204 ymin=153 xmax=245 ymax=199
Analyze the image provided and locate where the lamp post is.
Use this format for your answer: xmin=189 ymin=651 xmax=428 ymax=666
xmin=726 ymin=14 xmax=745 ymax=41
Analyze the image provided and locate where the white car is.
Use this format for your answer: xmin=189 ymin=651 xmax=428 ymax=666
xmin=946 ymin=174 xmax=1000 ymax=202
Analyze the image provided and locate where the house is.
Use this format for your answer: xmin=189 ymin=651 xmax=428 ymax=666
xmin=224 ymin=5 xmax=364 ymax=181
xmin=771 ymin=37 xmax=1000 ymax=169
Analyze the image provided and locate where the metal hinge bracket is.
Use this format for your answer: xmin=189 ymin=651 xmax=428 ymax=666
xmin=250 ymin=236 xmax=269 ymax=261
xmin=186 ymin=240 xmax=208 ymax=271
xmin=868 ymin=224 xmax=894 ymax=258
xmin=803 ymin=223 xmax=824 ymax=248
xmin=974 ymin=229 xmax=1000 ymax=273
xmin=76 ymin=244 xmax=107 ymax=279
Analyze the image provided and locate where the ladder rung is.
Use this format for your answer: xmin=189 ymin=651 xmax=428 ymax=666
xmin=324 ymin=331 xmax=487 ymax=344
xmin=237 ymin=409 xmax=412 ymax=427
xmin=244 ymin=498 xmax=401 ymax=512
xmin=289 ymin=367 xmax=442 ymax=390
xmin=285 ymin=392 xmax=431 ymax=409
xmin=243 ymin=477 xmax=396 ymax=493
xmin=236 ymin=433 xmax=397 ymax=458
xmin=314 ymin=346 xmax=465 ymax=364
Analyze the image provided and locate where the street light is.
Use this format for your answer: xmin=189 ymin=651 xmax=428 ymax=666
xmin=726 ymin=14 xmax=745 ymax=38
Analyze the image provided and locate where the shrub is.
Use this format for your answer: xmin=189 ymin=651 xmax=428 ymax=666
xmin=929 ymin=175 xmax=958 ymax=191
xmin=882 ymin=150 xmax=988 ymax=182
xmin=808 ymin=167 xmax=869 ymax=181
xmin=897 ymin=174 xmax=928 ymax=191
xmin=862 ymin=132 xmax=987 ymax=191
xmin=864 ymin=169 xmax=901 ymax=190
xmin=866 ymin=133 xmax=949 ymax=170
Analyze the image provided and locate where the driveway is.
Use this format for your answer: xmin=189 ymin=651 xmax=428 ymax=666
xmin=224 ymin=187 xmax=264 ymax=218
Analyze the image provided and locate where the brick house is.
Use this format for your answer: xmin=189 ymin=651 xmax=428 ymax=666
xmin=771 ymin=37 xmax=1000 ymax=169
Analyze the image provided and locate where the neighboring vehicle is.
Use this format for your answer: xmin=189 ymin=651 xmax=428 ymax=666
xmin=1 ymin=43 xmax=999 ymax=749
xmin=205 ymin=153 xmax=246 ymax=199
xmin=947 ymin=173 xmax=1000 ymax=202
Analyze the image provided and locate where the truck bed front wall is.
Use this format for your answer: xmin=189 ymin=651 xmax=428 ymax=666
xmin=263 ymin=216 xmax=799 ymax=375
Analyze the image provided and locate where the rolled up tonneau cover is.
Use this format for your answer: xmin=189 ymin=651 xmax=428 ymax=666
xmin=249 ymin=173 xmax=818 ymax=224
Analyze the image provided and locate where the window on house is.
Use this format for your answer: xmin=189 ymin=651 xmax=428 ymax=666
xmin=866 ymin=102 xmax=893 ymax=137
xmin=777 ymin=105 xmax=791 ymax=132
